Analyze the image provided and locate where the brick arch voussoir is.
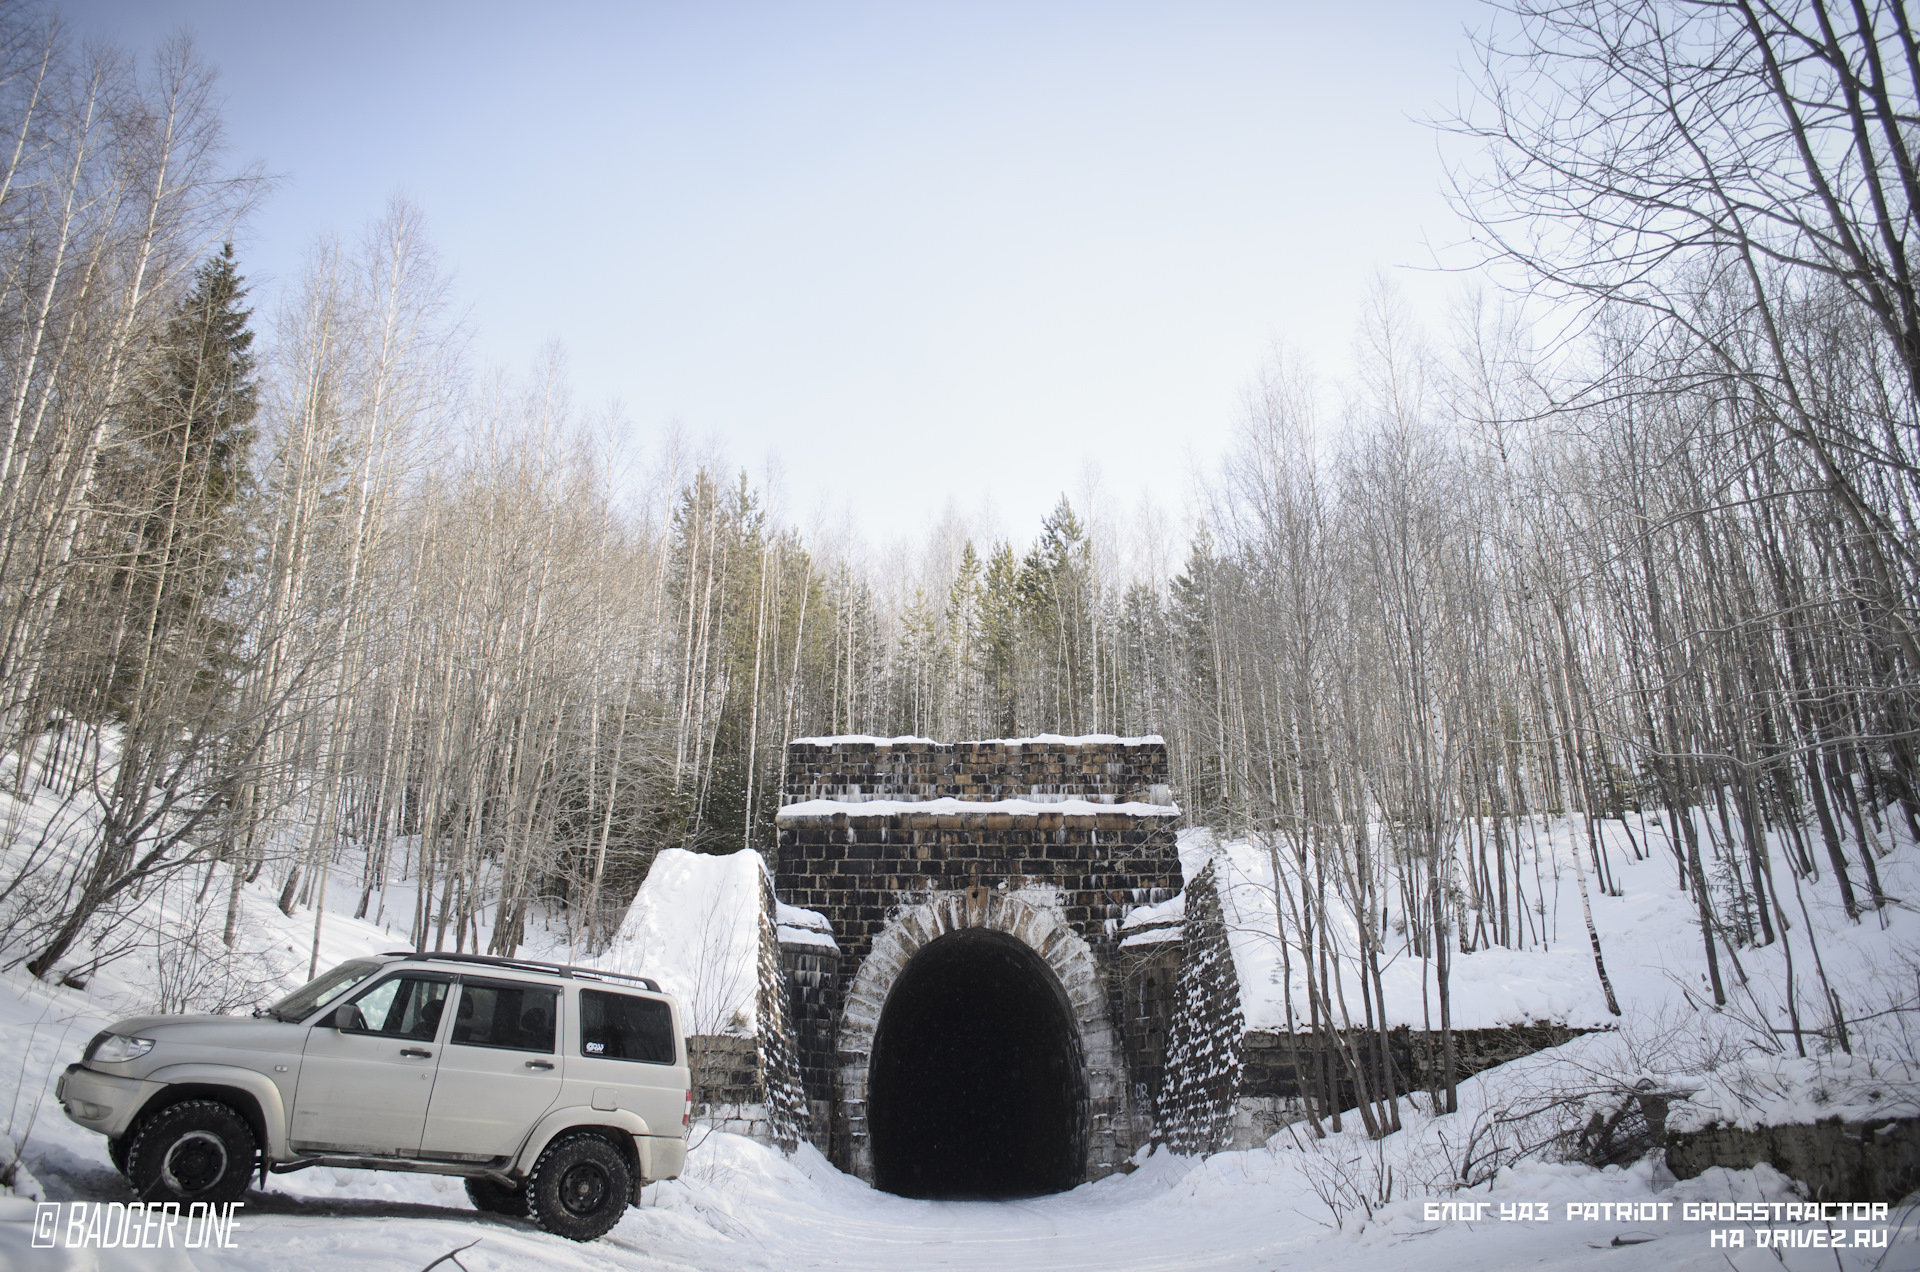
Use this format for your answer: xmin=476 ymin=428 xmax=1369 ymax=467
xmin=834 ymin=891 xmax=1119 ymax=1185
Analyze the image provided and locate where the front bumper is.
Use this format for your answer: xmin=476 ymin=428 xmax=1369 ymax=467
xmin=55 ymin=1063 xmax=161 ymax=1141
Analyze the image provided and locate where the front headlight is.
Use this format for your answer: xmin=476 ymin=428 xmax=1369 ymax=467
xmin=90 ymin=1035 xmax=154 ymax=1064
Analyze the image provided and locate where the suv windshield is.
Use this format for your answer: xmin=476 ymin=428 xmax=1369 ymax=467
xmin=267 ymin=959 xmax=383 ymax=1021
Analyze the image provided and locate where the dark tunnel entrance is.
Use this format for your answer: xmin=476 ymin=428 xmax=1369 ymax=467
xmin=867 ymin=927 xmax=1088 ymax=1199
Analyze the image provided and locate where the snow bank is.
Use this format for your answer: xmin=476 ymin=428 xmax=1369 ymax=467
xmin=962 ymin=733 xmax=1165 ymax=746
xmin=592 ymin=848 xmax=766 ymax=1035
xmin=1666 ymin=1050 xmax=1920 ymax=1133
xmin=789 ymin=735 xmax=939 ymax=746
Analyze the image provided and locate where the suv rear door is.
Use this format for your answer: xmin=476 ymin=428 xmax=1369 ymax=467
xmin=566 ymin=986 xmax=686 ymax=1137
xmin=292 ymin=969 xmax=452 ymax=1154
xmin=419 ymin=974 xmax=564 ymax=1159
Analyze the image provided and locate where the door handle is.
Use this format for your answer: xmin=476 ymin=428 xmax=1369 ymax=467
xmin=525 ymin=1059 xmax=554 ymax=1070
xmin=399 ymin=1047 xmax=432 ymax=1058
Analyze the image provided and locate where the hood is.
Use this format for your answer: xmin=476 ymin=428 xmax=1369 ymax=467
xmin=104 ymin=1012 xmax=305 ymax=1052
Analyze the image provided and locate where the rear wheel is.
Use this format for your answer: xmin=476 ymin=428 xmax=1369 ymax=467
xmin=465 ymin=1175 xmax=531 ymax=1218
xmin=526 ymin=1133 xmax=630 ymax=1242
xmin=125 ymin=1100 xmax=255 ymax=1205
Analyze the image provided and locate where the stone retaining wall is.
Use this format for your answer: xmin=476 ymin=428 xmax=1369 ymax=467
xmin=1146 ymin=859 xmax=1599 ymax=1154
xmin=1238 ymin=1022 xmax=1594 ymax=1111
xmin=1667 ymin=1117 xmax=1920 ymax=1202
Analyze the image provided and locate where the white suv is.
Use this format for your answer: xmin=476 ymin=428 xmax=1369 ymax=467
xmin=55 ymin=951 xmax=692 ymax=1242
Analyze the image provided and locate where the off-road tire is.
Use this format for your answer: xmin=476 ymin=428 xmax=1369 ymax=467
xmin=125 ymin=1100 xmax=255 ymax=1205
xmin=465 ymin=1175 xmax=531 ymax=1218
xmin=526 ymin=1133 xmax=630 ymax=1242
xmin=107 ymin=1134 xmax=130 ymax=1177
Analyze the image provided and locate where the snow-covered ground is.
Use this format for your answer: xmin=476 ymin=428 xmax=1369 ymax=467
xmin=1 ymin=739 xmax=1917 ymax=1269
xmin=2 ymin=981 xmax=1910 ymax=1272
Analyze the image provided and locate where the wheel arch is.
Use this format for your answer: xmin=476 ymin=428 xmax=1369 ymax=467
xmin=514 ymin=1109 xmax=651 ymax=1198
xmin=128 ymin=1069 xmax=282 ymax=1163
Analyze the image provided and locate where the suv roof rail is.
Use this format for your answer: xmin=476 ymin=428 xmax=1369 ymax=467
xmin=380 ymin=950 xmax=661 ymax=993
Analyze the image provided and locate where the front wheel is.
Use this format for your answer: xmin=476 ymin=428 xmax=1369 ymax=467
xmin=526 ymin=1133 xmax=630 ymax=1242
xmin=125 ymin=1100 xmax=255 ymax=1205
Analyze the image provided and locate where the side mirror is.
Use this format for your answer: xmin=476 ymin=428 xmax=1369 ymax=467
xmin=331 ymin=1003 xmax=365 ymax=1032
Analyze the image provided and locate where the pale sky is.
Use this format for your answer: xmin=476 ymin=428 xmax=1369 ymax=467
xmin=68 ymin=1 xmax=1488 ymax=548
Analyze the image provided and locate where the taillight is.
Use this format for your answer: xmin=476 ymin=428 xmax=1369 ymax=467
xmin=683 ymin=1089 xmax=693 ymax=1128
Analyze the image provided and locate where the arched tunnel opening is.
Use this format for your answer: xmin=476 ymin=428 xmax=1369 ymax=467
xmin=867 ymin=927 xmax=1088 ymax=1199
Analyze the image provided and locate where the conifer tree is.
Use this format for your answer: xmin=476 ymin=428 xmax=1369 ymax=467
xmin=980 ymin=543 xmax=1023 ymax=735
xmin=945 ymin=541 xmax=984 ymax=734
xmin=1019 ymin=497 xmax=1096 ymax=732
xmin=105 ymin=242 xmax=259 ymax=716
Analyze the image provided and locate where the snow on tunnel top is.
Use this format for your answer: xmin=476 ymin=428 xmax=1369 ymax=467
xmin=775 ymin=796 xmax=1181 ymax=821
xmin=788 ymin=734 xmax=1165 ymax=747
xmin=782 ymin=734 xmax=1173 ymax=808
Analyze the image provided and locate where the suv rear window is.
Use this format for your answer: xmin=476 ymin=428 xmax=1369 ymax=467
xmin=451 ymin=978 xmax=558 ymax=1053
xmin=579 ymin=989 xmax=675 ymax=1064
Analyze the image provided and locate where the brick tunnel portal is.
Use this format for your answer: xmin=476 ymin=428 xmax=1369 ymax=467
xmin=867 ymin=928 xmax=1089 ymax=1199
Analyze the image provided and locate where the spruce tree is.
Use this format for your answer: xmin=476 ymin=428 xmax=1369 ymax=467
xmin=107 ymin=242 xmax=259 ymax=715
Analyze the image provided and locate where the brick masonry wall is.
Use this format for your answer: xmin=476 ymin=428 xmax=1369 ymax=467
xmin=754 ymin=870 xmax=809 ymax=1150
xmin=785 ymin=738 xmax=1170 ymax=804
xmin=1111 ymin=939 xmax=1183 ymax=1147
xmin=775 ymin=807 xmax=1181 ymax=962
xmin=1153 ymin=862 xmax=1245 ymax=1155
xmin=781 ymin=942 xmax=840 ymax=1143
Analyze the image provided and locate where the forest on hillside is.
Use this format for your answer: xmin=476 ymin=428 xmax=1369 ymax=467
xmin=0 ymin=0 xmax=1913 ymax=1086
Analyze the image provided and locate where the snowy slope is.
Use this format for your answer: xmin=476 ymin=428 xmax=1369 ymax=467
xmin=1193 ymin=813 xmax=1920 ymax=1037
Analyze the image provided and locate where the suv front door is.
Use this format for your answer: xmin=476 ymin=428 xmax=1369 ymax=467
xmin=291 ymin=970 xmax=452 ymax=1154
xmin=420 ymin=975 xmax=564 ymax=1159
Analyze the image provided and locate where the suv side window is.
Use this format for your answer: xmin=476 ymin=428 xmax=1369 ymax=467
xmin=451 ymin=978 xmax=558 ymax=1053
xmin=579 ymin=989 xmax=675 ymax=1064
xmin=339 ymin=973 xmax=451 ymax=1039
